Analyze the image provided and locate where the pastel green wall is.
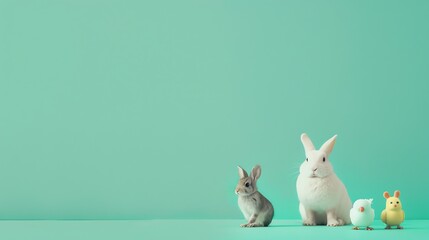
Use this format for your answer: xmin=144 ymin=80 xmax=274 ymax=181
xmin=1 ymin=0 xmax=428 ymax=220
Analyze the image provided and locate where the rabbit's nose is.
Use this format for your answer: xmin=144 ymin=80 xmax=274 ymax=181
xmin=312 ymin=168 xmax=318 ymax=172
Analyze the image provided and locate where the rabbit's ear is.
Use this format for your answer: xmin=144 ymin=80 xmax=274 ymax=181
xmin=383 ymin=191 xmax=390 ymax=199
xmin=394 ymin=190 xmax=400 ymax=198
xmin=320 ymin=135 xmax=337 ymax=156
xmin=237 ymin=166 xmax=248 ymax=179
xmin=301 ymin=133 xmax=315 ymax=152
xmin=250 ymin=165 xmax=261 ymax=181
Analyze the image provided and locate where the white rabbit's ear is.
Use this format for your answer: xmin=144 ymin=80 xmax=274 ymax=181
xmin=320 ymin=135 xmax=337 ymax=156
xmin=251 ymin=165 xmax=261 ymax=181
xmin=301 ymin=133 xmax=315 ymax=152
xmin=237 ymin=166 xmax=248 ymax=179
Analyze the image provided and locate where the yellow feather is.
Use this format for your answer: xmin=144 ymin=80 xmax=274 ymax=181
xmin=381 ymin=210 xmax=387 ymax=223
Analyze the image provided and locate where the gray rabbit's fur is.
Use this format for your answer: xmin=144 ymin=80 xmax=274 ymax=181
xmin=235 ymin=165 xmax=274 ymax=227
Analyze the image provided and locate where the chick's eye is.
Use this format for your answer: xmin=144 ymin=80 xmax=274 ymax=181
xmin=245 ymin=182 xmax=250 ymax=187
xmin=390 ymin=202 xmax=393 ymax=204
xmin=323 ymin=157 xmax=325 ymax=162
xmin=397 ymin=201 xmax=399 ymax=204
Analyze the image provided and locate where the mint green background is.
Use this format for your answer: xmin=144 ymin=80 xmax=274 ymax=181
xmin=0 ymin=0 xmax=428 ymax=220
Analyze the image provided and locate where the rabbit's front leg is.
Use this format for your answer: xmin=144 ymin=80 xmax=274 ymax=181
xmin=302 ymin=209 xmax=317 ymax=226
xmin=241 ymin=214 xmax=263 ymax=227
xmin=326 ymin=210 xmax=343 ymax=226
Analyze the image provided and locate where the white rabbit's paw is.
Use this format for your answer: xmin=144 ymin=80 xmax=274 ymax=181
xmin=327 ymin=217 xmax=345 ymax=226
xmin=327 ymin=220 xmax=343 ymax=226
xmin=303 ymin=219 xmax=316 ymax=226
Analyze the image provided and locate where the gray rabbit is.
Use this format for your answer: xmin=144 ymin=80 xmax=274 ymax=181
xmin=235 ymin=165 xmax=274 ymax=227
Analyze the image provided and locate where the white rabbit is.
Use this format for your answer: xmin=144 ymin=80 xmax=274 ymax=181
xmin=235 ymin=165 xmax=274 ymax=227
xmin=296 ymin=133 xmax=352 ymax=226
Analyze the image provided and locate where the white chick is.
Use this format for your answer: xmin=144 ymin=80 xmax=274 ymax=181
xmin=350 ymin=199 xmax=375 ymax=230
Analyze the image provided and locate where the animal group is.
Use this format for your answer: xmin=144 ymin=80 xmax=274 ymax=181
xmin=234 ymin=133 xmax=405 ymax=230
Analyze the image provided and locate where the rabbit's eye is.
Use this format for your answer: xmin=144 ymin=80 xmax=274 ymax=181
xmin=323 ymin=157 xmax=325 ymax=162
xmin=245 ymin=182 xmax=250 ymax=187
xmin=306 ymin=158 xmax=308 ymax=162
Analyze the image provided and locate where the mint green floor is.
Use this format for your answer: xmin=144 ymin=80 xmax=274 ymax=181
xmin=0 ymin=220 xmax=427 ymax=240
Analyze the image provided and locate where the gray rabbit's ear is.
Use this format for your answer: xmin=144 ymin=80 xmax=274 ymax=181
xmin=301 ymin=133 xmax=315 ymax=153
xmin=320 ymin=134 xmax=337 ymax=156
xmin=251 ymin=165 xmax=261 ymax=181
xmin=237 ymin=166 xmax=248 ymax=179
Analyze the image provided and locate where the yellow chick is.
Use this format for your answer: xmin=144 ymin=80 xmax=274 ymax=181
xmin=381 ymin=190 xmax=405 ymax=229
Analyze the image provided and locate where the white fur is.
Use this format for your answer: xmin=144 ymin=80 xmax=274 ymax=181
xmin=296 ymin=133 xmax=352 ymax=226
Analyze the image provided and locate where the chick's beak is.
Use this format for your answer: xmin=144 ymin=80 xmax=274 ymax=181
xmin=359 ymin=207 xmax=365 ymax=212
